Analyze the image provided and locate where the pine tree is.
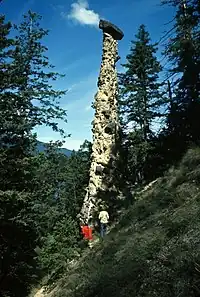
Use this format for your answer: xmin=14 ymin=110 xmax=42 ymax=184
xmin=0 ymin=16 xmax=36 ymax=297
xmin=163 ymin=0 xmax=200 ymax=159
xmin=119 ymin=25 xmax=165 ymax=183
xmin=32 ymin=141 xmax=91 ymax=282
xmin=12 ymin=11 xmax=67 ymax=135
xmin=0 ymin=11 xmax=68 ymax=191
xmin=0 ymin=11 xmax=68 ymax=296
xmin=0 ymin=15 xmax=13 ymax=89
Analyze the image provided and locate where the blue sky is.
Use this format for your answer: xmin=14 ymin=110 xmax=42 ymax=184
xmin=1 ymin=0 xmax=175 ymax=150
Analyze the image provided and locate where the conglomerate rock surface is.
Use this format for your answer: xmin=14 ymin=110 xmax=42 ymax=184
xmin=79 ymin=20 xmax=124 ymax=223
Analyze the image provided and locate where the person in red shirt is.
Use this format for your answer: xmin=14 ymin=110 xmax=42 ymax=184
xmin=80 ymin=219 xmax=93 ymax=247
xmin=81 ymin=225 xmax=89 ymax=240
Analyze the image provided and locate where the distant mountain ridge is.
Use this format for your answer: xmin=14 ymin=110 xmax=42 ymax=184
xmin=36 ymin=141 xmax=72 ymax=156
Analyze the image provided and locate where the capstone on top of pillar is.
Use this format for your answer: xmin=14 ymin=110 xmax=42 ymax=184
xmin=99 ymin=19 xmax=124 ymax=40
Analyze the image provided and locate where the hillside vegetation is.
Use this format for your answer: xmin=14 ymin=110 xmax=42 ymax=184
xmin=1 ymin=1 xmax=199 ymax=296
xmin=50 ymin=148 xmax=200 ymax=297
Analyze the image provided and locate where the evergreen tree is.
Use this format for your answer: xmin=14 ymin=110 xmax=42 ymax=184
xmin=0 ymin=15 xmax=13 ymax=90
xmin=32 ymin=141 xmax=91 ymax=283
xmin=12 ymin=11 xmax=67 ymax=135
xmin=0 ymin=15 xmax=36 ymax=297
xmin=0 ymin=11 xmax=68 ymax=191
xmin=0 ymin=11 xmax=68 ymax=296
xmin=162 ymin=0 xmax=200 ymax=160
xmin=119 ymin=25 xmax=165 ymax=183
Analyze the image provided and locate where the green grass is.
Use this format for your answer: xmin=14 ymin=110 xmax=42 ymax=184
xmin=51 ymin=148 xmax=200 ymax=297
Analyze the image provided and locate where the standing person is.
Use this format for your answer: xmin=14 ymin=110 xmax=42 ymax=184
xmin=80 ymin=221 xmax=88 ymax=240
xmin=80 ymin=219 xmax=93 ymax=248
xmin=87 ymin=219 xmax=93 ymax=248
xmin=99 ymin=207 xmax=109 ymax=238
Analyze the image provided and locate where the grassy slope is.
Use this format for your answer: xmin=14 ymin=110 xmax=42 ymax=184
xmin=51 ymin=148 xmax=200 ymax=297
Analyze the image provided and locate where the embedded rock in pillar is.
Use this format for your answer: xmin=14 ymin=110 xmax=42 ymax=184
xmin=79 ymin=19 xmax=124 ymax=223
xmin=99 ymin=20 xmax=124 ymax=40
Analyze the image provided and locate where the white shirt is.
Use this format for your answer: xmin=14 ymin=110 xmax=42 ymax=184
xmin=99 ymin=210 xmax=109 ymax=224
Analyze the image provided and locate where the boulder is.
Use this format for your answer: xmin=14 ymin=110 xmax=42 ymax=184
xmin=99 ymin=19 xmax=124 ymax=40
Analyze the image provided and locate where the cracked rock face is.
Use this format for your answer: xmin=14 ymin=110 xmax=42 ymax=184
xmin=79 ymin=20 xmax=124 ymax=223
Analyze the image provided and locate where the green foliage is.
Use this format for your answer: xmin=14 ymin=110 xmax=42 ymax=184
xmin=30 ymin=141 xmax=91 ymax=283
xmin=0 ymin=11 xmax=73 ymax=297
xmin=50 ymin=148 xmax=200 ymax=297
xmin=1 ymin=1 xmax=200 ymax=296
xmin=38 ymin=216 xmax=80 ymax=282
xmin=162 ymin=0 xmax=200 ymax=160
xmin=0 ymin=15 xmax=13 ymax=89
xmin=12 ymin=11 xmax=67 ymax=135
xmin=0 ymin=190 xmax=38 ymax=297
xmin=124 ymin=130 xmax=152 ymax=183
xmin=119 ymin=25 xmax=164 ymax=133
xmin=119 ymin=25 xmax=165 ymax=183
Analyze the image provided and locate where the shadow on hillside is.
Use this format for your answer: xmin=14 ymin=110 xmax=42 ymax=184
xmin=52 ymin=148 xmax=200 ymax=297
xmin=0 ymin=220 xmax=39 ymax=297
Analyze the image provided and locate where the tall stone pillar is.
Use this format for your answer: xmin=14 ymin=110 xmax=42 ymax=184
xmin=79 ymin=20 xmax=124 ymax=223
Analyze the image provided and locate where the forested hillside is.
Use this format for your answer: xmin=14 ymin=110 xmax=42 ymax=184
xmin=36 ymin=141 xmax=72 ymax=156
xmin=0 ymin=11 xmax=91 ymax=297
xmin=50 ymin=147 xmax=200 ymax=297
xmin=0 ymin=0 xmax=200 ymax=296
